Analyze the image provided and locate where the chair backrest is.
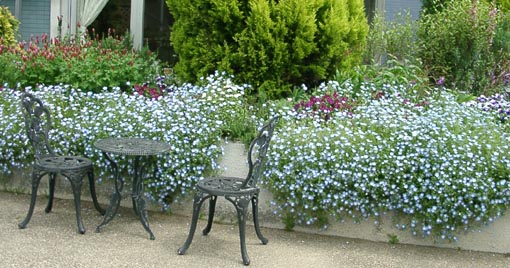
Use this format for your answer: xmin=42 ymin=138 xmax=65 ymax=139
xmin=241 ymin=117 xmax=279 ymax=189
xmin=21 ymin=93 xmax=56 ymax=160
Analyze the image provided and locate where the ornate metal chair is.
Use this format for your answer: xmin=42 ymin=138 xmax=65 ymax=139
xmin=19 ymin=93 xmax=105 ymax=234
xmin=178 ymin=117 xmax=279 ymax=265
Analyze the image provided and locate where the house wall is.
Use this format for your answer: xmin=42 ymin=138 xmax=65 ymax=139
xmin=365 ymin=0 xmax=422 ymax=25
xmin=384 ymin=0 xmax=422 ymax=20
xmin=0 ymin=0 xmax=15 ymax=12
xmin=19 ymin=0 xmax=51 ymax=41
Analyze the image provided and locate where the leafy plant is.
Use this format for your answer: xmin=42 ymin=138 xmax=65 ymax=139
xmin=387 ymin=234 xmax=400 ymax=245
xmin=0 ymin=29 xmax=158 ymax=92
xmin=417 ymin=0 xmax=501 ymax=95
xmin=421 ymin=0 xmax=450 ymax=15
xmin=335 ymin=56 xmax=430 ymax=104
xmin=363 ymin=11 xmax=419 ymax=66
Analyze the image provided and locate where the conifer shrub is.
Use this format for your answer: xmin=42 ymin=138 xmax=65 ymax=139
xmin=0 ymin=7 xmax=19 ymax=45
xmin=166 ymin=0 xmax=368 ymax=99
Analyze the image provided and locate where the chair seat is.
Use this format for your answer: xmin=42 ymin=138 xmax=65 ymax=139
xmin=35 ymin=155 xmax=92 ymax=172
xmin=197 ymin=177 xmax=258 ymax=196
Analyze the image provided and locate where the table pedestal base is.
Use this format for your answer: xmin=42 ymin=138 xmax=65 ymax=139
xmin=96 ymin=153 xmax=155 ymax=240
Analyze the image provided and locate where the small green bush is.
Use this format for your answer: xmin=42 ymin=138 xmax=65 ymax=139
xmin=418 ymin=0 xmax=501 ymax=95
xmin=363 ymin=11 xmax=419 ymax=65
xmin=0 ymin=7 xmax=19 ymax=45
xmin=423 ymin=0 xmax=510 ymax=14
xmin=489 ymin=12 xmax=510 ymax=90
xmin=167 ymin=0 xmax=368 ymax=100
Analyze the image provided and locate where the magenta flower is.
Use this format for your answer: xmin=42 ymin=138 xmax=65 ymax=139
xmin=294 ymin=93 xmax=356 ymax=121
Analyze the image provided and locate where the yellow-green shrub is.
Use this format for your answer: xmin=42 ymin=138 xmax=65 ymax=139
xmin=167 ymin=0 xmax=368 ymax=99
xmin=0 ymin=7 xmax=19 ymax=45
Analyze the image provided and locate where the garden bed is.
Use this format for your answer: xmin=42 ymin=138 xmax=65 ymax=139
xmin=2 ymin=74 xmax=510 ymax=253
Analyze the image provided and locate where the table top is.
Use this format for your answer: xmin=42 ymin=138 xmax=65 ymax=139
xmin=94 ymin=137 xmax=171 ymax=156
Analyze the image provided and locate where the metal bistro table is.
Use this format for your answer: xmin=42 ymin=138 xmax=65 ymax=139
xmin=94 ymin=137 xmax=170 ymax=240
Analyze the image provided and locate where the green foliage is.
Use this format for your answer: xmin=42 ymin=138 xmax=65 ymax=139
xmin=500 ymin=0 xmax=510 ymax=11
xmin=422 ymin=0 xmax=510 ymax=14
xmin=283 ymin=213 xmax=296 ymax=231
xmin=421 ymin=0 xmax=450 ymax=15
xmin=344 ymin=10 xmax=430 ymax=104
xmin=387 ymin=234 xmax=400 ymax=245
xmin=166 ymin=0 xmax=245 ymax=83
xmin=364 ymin=11 xmax=420 ymax=66
xmin=0 ymin=30 xmax=157 ymax=92
xmin=489 ymin=12 xmax=510 ymax=93
xmin=484 ymin=0 xmax=510 ymax=11
xmin=335 ymin=56 xmax=429 ymax=104
xmin=167 ymin=0 xmax=368 ymax=100
xmin=417 ymin=0 xmax=501 ymax=95
xmin=0 ymin=7 xmax=19 ymax=45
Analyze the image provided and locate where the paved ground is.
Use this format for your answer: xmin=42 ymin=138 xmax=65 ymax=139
xmin=1 ymin=191 xmax=509 ymax=268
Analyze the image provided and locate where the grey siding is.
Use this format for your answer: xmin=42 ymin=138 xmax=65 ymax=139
xmin=385 ymin=0 xmax=422 ymax=21
xmin=0 ymin=1 xmax=16 ymax=12
xmin=19 ymin=0 xmax=50 ymax=42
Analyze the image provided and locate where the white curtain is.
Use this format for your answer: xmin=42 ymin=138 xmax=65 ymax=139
xmin=77 ymin=0 xmax=110 ymax=33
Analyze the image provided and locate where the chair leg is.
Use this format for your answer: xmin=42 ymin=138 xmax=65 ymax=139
xmin=251 ymin=194 xmax=268 ymax=245
xmin=202 ymin=195 xmax=217 ymax=235
xmin=230 ymin=196 xmax=251 ymax=266
xmin=19 ymin=170 xmax=44 ymax=229
xmin=45 ymin=173 xmax=57 ymax=213
xmin=65 ymin=173 xmax=86 ymax=234
xmin=87 ymin=169 xmax=105 ymax=215
xmin=236 ymin=197 xmax=250 ymax=265
xmin=178 ymin=190 xmax=208 ymax=255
